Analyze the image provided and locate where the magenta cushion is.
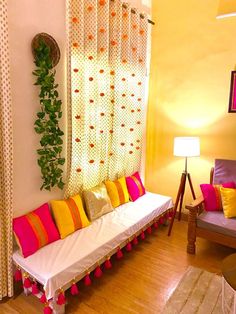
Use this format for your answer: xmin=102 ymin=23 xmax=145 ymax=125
xmin=126 ymin=172 xmax=146 ymax=201
xmin=13 ymin=203 xmax=60 ymax=258
xmin=200 ymin=182 xmax=236 ymax=211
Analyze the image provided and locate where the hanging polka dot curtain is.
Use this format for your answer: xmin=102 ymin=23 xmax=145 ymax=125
xmin=65 ymin=0 xmax=148 ymax=197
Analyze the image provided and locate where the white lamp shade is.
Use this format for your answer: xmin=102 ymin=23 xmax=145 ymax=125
xmin=174 ymin=137 xmax=200 ymax=157
xmin=216 ymin=0 xmax=236 ymax=19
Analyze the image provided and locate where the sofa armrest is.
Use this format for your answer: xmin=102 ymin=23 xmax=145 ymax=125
xmin=186 ymin=195 xmax=204 ymax=255
xmin=186 ymin=195 xmax=204 ymax=214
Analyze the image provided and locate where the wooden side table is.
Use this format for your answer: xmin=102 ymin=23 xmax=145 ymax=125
xmin=222 ymin=253 xmax=236 ymax=314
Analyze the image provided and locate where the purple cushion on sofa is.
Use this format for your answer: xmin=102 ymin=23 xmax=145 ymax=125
xmin=197 ymin=211 xmax=236 ymax=238
xmin=213 ymin=159 xmax=236 ymax=185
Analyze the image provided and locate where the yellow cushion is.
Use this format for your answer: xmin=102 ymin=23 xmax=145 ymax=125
xmin=220 ymin=187 xmax=236 ymax=218
xmin=51 ymin=194 xmax=90 ymax=239
xmin=105 ymin=176 xmax=129 ymax=208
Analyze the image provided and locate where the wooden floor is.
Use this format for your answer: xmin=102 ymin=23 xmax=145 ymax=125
xmin=1 ymin=220 xmax=235 ymax=314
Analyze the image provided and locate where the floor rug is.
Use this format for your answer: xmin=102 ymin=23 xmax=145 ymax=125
xmin=162 ymin=266 xmax=233 ymax=314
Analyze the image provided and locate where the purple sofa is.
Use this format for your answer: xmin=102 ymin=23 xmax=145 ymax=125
xmin=186 ymin=159 xmax=236 ymax=254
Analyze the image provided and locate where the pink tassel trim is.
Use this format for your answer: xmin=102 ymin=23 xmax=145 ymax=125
xmin=32 ymin=282 xmax=39 ymax=295
xmin=104 ymin=259 xmax=112 ymax=269
xmin=23 ymin=277 xmax=31 ymax=288
xmin=94 ymin=265 xmax=103 ymax=278
xmin=44 ymin=305 xmax=52 ymax=314
xmin=147 ymin=226 xmax=152 ymax=234
xmin=132 ymin=236 xmax=138 ymax=245
xmin=116 ymin=248 xmax=123 ymax=259
xmin=40 ymin=293 xmax=47 ymax=304
xmin=70 ymin=282 xmax=79 ymax=296
xmin=57 ymin=291 xmax=66 ymax=305
xmin=159 ymin=216 xmax=165 ymax=224
xmin=126 ymin=242 xmax=132 ymax=252
xmin=153 ymin=221 xmax=159 ymax=229
xmin=14 ymin=269 xmax=22 ymax=282
xmin=84 ymin=273 xmax=92 ymax=286
xmin=140 ymin=230 xmax=145 ymax=240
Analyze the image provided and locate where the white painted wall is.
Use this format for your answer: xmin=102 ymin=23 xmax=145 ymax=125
xmin=8 ymin=0 xmax=67 ymax=216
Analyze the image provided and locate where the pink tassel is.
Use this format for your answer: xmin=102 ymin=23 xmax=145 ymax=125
xmin=57 ymin=291 xmax=66 ymax=305
xmin=104 ymin=259 xmax=112 ymax=269
xmin=147 ymin=226 xmax=152 ymax=234
xmin=23 ymin=277 xmax=31 ymax=288
xmin=94 ymin=266 xmax=103 ymax=278
xmin=40 ymin=292 xmax=47 ymax=304
xmin=14 ymin=269 xmax=22 ymax=282
xmin=126 ymin=242 xmax=132 ymax=252
xmin=169 ymin=210 xmax=174 ymax=218
xmin=159 ymin=216 xmax=165 ymax=224
xmin=132 ymin=236 xmax=138 ymax=245
xmin=165 ymin=212 xmax=169 ymax=219
xmin=44 ymin=305 xmax=52 ymax=314
xmin=32 ymin=282 xmax=39 ymax=295
xmin=116 ymin=248 xmax=123 ymax=259
xmin=70 ymin=282 xmax=79 ymax=296
xmin=153 ymin=221 xmax=159 ymax=229
xmin=140 ymin=230 xmax=145 ymax=240
xmin=84 ymin=273 xmax=92 ymax=286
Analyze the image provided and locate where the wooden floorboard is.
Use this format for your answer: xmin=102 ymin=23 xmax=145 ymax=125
xmin=1 ymin=220 xmax=235 ymax=313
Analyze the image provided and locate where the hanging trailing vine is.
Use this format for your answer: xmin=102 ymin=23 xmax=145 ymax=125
xmin=32 ymin=38 xmax=65 ymax=191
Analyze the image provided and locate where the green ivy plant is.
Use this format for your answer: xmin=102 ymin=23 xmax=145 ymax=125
xmin=33 ymin=39 xmax=65 ymax=191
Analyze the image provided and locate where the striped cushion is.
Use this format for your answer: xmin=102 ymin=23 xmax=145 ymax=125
xmin=200 ymin=181 xmax=236 ymax=211
xmin=126 ymin=172 xmax=146 ymax=201
xmin=13 ymin=203 xmax=60 ymax=258
xmin=105 ymin=176 xmax=129 ymax=208
xmin=51 ymin=194 xmax=90 ymax=239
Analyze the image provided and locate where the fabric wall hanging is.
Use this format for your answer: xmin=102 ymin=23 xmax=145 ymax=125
xmin=65 ymin=0 xmax=148 ymax=197
xmin=0 ymin=0 xmax=14 ymax=300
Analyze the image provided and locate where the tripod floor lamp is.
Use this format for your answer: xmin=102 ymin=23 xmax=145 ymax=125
xmin=168 ymin=137 xmax=200 ymax=236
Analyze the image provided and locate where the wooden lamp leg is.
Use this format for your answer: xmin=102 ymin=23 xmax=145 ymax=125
xmin=168 ymin=172 xmax=186 ymax=236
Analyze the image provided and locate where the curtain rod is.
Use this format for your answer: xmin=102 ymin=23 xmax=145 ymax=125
xmin=110 ymin=0 xmax=155 ymax=25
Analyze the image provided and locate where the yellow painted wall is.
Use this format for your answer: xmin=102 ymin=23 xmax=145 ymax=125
xmin=146 ymin=0 xmax=236 ymax=209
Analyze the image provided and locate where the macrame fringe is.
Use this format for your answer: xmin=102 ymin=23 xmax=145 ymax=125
xmin=116 ymin=248 xmax=123 ymax=259
xmin=94 ymin=265 xmax=103 ymax=278
xmin=104 ymin=259 xmax=112 ymax=269
xmin=14 ymin=268 xmax=22 ymax=282
xmin=57 ymin=290 xmax=66 ymax=305
xmin=84 ymin=273 xmax=92 ymax=286
xmin=32 ymin=282 xmax=39 ymax=295
xmin=70 ymin=282 xmax=79 ymax=295
xmin=23 ymin=277 xmax=32 ymax=288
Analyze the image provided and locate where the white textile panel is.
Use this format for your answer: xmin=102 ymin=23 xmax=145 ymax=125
xmin=65 ymin=0 xmax=149 ymax=197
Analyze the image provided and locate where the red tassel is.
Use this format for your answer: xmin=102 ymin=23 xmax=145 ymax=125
xmin=147 ymin=226 xmax=152 ymax=234
xmin=104 ymin=259 xmax=112 ymax=269
xmin=40 ymin=293 xmax=47 ymax=304
xmin=165 ymin=212 xmax=169 ymax=219
xmin=32 ymin=282 xmax=39 ymax=295
xmin=169 ymin=210 xmax=174 ymax=218
xmin=14 ymin=269 xmax=22 ymax=282
xmin=116 ymin=248 xmax=123 ymax=259
xmin=23 ymin=277 xmax=31 ymax=288
xmin=132 ymin=236 xmax=138 ymax=245
xmin=70 ymin=282 xmax=79 ymax=296
xmin=159 ymin=217 xmax=165 ymax=224
xmin=153 ymin=221 xmax=159 ymax=229
xmin=44 ymin=305 xmax=52 ymax=314
xmin=94 ymin=266 xmax=103 ymax=278
xmin=84 ymin=273 xmax=92 ymax=286
xmin=140 ymin=230 xmax=145 ymax=240
xmin=126 ymin=242 xmax=132 ymax=252
xmin=57 ymin=291 xmax=66 ymax=305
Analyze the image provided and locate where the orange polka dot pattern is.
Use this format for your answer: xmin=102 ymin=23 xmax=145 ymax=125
xmin=0 ymin=0 xmax=14 ymax=300
xmin=65 ymin=0 xmax=148 ymax=197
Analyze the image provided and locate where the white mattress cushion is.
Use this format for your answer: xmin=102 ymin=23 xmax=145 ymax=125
xmin=13 ymin=192 xmax=172 ymax=299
